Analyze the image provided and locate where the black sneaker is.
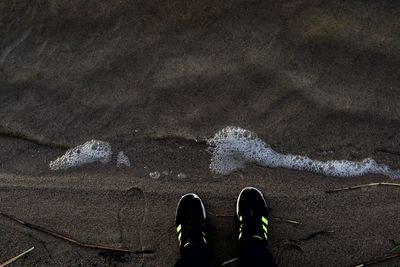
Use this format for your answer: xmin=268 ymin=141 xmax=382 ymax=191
xmin=236 ymin=187 xmax=270 ymax=242
xmin=176 ymin=193 xmax=208 ymax=252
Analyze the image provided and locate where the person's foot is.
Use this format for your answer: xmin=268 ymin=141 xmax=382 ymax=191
xmin=176 ymin=193 xmax=208 ymax=253
xmin=236 ymin=187 xmax=270 ymax=242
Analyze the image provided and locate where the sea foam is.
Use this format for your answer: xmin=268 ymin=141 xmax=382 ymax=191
xmin=207 ymin=127 xmax=400 ymax=179
xmin=49 ymin=140 xmax=112 ymax=170
xmin=117 ymin=151 xmax=131 ymax=167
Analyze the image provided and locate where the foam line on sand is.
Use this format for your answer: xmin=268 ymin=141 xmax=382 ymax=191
xmin=207 ymin=126 xmax=400 ymax=179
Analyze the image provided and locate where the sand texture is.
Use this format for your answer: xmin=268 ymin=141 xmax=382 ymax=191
xmin=1 ymin=0 xmax=400 ymax=266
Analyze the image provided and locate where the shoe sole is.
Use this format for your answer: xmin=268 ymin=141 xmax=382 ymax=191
xmin=176 ymin=193 xmax=207 ymax=220
xmin=236 ymin=186 xmax=267 ymax=218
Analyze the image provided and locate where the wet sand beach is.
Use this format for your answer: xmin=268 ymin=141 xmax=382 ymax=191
xmin=1 ymin=1 xmax=400 ymax=266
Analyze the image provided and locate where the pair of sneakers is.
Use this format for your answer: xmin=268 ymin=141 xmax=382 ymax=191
xmin=175 ymin=187 xmax=270 ymax=254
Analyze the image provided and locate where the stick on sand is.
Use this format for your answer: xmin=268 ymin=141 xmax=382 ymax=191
xmin=0 ymin=247 xmax=34 ymax=267
xmin=326 ymin=182 xmax=400 ymax=193
xmin=272 ymin=217 xmax=302 ymax=225
xmin=0 ymin=210 xmax=154 ymax=254
xmin=354 ymin=252 xmax=400 ymax=267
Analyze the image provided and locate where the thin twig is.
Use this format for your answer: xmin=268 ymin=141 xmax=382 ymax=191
xmin=385 ymin=243 xmax=400 ymax=255
xmin=354 ymin=252 xmax=400 ymax=267
xmin=326 ymin=183 xmax=400 ymax=193
xmin=0 ymin=247 xmax=34 ymax=267
xmin=0 ymin=210 xmax=154 ymax=254
xmin=272 ymin=217 xmax=302 ymax=225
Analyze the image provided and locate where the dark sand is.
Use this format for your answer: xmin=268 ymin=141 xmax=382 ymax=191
xmin=1 ymin=0 xmax=400 ymax=266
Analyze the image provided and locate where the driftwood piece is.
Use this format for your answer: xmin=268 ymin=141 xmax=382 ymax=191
xmin=0 ymin=247 xmax=34 ymax=267
xmin=0 ymin=210 xmax=154 ymax=254
xmin=354 ymin=252 xmax=400 ymax=267
xmin=326 ymin=182 xmax=400 ymax=193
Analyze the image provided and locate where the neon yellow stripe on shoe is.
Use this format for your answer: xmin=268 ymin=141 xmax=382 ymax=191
xmin=262 ymin=216 xmax=269 ymax=226
xmin=177 ymin=224 xmax=182 ymax=233
xmin=263 ymin=224 xmax=268 ymax=235
xmin=202 ymin=232 xmax=207 ymax=244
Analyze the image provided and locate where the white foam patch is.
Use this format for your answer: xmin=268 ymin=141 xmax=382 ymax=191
xmin=207 ymin=127 xmax=400 ymax=179
xmin=116 ymin=151 xmax=131 ymax=168
xmin=49 ymin=140 xmax=112 ymax=170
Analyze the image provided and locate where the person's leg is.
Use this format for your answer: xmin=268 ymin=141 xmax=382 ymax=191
xmin=236 ymin=187 xmax=277 ymax=267
xmin=174 ymin=245 xmax=210 ymax=267
xmin=238 ymin=238 xmax=275 ymax=267
xmin=174 ymin=193 xmax=211 ymax=267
